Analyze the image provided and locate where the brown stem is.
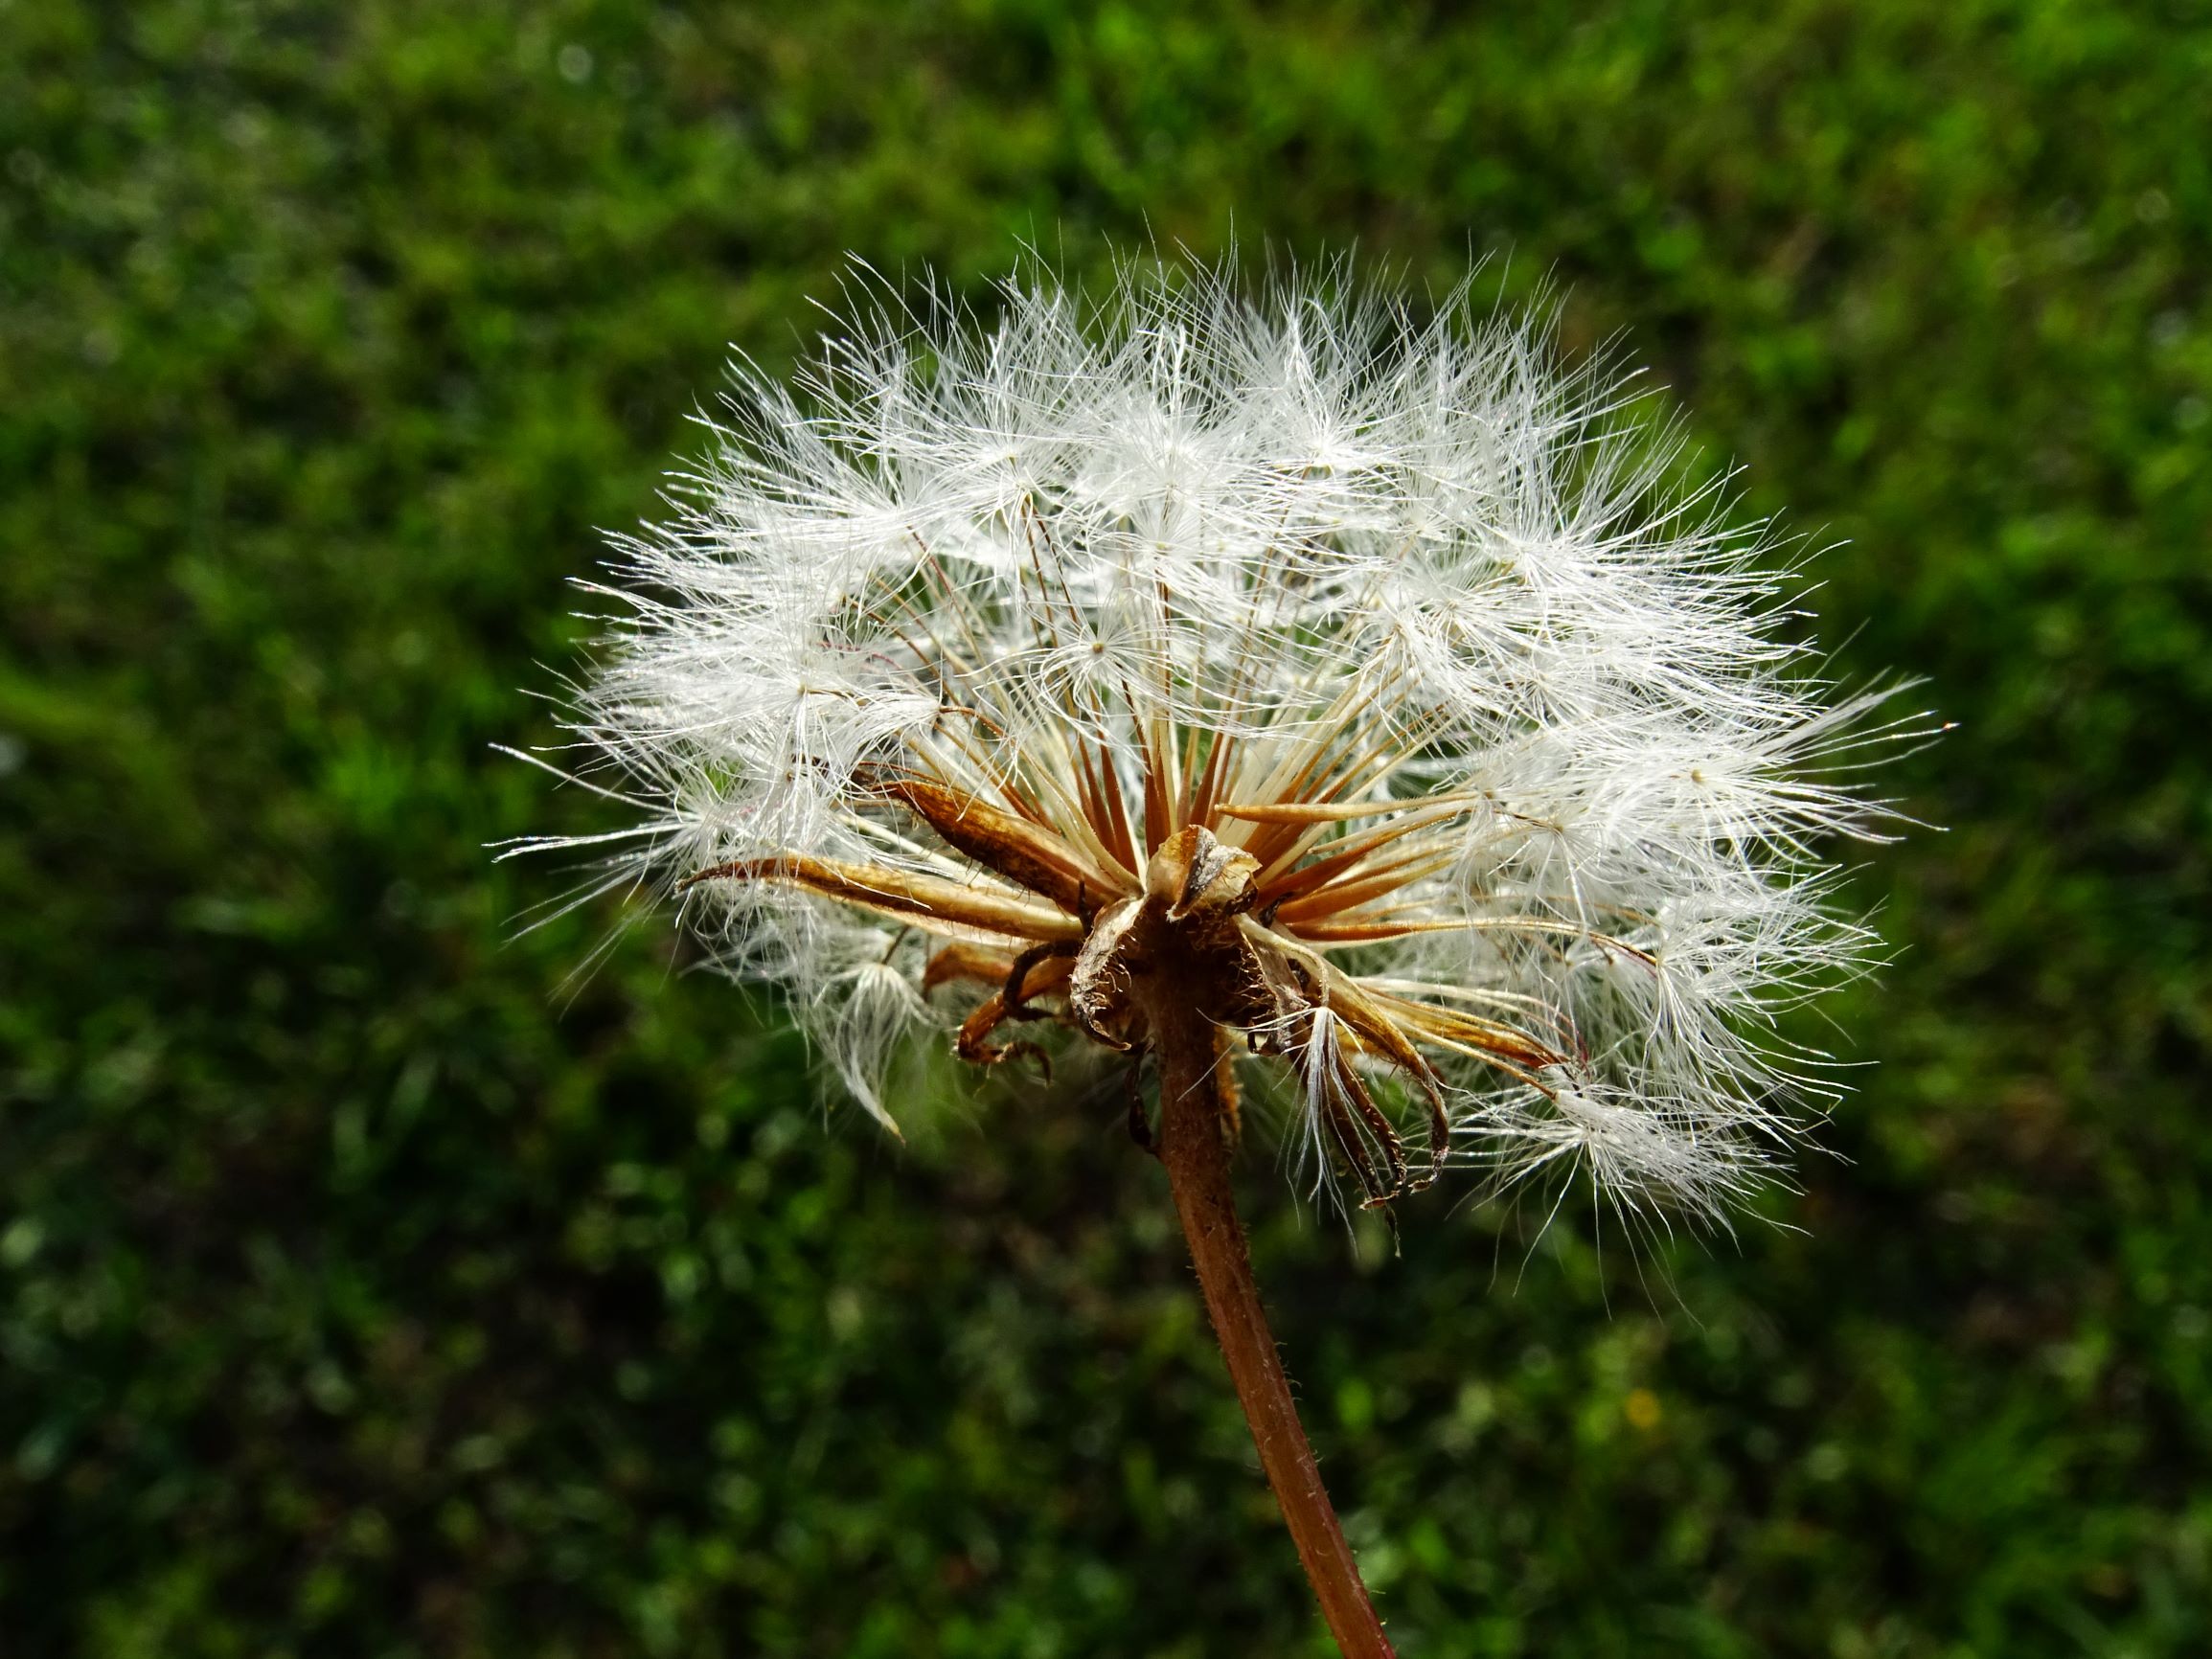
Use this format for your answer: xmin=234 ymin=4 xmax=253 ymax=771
xmin=1149 ymin=997 xmax=1397 ymax=1659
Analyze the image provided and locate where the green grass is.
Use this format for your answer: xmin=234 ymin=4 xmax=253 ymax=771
xmin=4 ymin=1 xmax=2208 ymax=1653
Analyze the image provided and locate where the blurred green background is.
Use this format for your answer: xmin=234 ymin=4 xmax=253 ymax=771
xmin=4 ymin=2 xmax=2208 ymax=1653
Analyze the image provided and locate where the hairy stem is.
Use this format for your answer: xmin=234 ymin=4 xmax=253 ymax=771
xmin=1150 ymin=997 xmax=1397 ymax=1659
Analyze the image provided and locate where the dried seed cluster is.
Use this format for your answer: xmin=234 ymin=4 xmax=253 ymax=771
xmin=517 ymin=260 xmax=1922 ymax=1222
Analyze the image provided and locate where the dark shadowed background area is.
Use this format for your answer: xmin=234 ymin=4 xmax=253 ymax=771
xmin=4 ymin=3 xmax=2208 ymax=1654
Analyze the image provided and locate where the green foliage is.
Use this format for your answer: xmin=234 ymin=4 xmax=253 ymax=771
xmin=4 ymin=1 xmax=2207 ymax=1652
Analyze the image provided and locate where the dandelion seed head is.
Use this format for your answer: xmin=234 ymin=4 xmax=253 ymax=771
xmin=521 ymin=255 xmax=1927 ymax=1226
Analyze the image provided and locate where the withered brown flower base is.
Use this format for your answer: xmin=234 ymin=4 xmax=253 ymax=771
xmin=1116 ymin=830 xmax=1400 ymax=1659
xmin=938 ymin=826 xmax=1402 ymax=1653
xmin=700 ymin=818 xmax=1410 ymax=1654
xmin=685 ymin=720 xmax=1578 ymax=1655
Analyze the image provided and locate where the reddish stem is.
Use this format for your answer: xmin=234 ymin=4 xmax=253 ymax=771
xmin=1150 ymin=998 xmax=1397 ymax=1659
